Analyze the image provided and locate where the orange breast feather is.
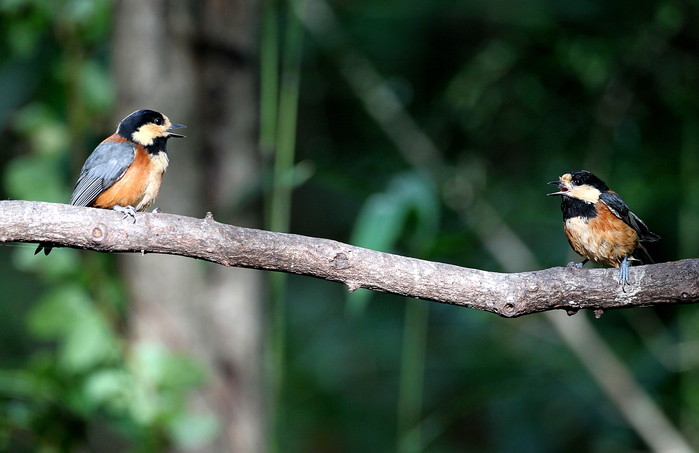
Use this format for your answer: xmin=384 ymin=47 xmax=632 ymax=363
xmin=93 ymin=146 xmax=153 ymax=210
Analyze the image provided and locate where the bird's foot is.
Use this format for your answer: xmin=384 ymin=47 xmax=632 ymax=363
xmin=113 ymin=205 xmax=137 ymax=223
xmin=152 ymin=207 xmax=160 ymax=213
xmin=566 ymin=258 xmax=588 ymax=269
xmin=618 ymin=255 xmax=630 ymax=291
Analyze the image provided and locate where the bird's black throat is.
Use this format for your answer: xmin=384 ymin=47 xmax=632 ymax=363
xmin=145 ymin=136 xmax=170 ymax=155
xmin=560 ymin=196 xmax=597 ymax=221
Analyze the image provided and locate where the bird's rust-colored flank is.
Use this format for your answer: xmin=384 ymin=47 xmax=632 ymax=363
xmin=564 ymin=202 xmax=639 ymax=267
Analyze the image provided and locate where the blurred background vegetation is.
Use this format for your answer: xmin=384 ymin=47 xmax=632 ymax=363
xmin=0 ymin=0 xmax=698 ymax=452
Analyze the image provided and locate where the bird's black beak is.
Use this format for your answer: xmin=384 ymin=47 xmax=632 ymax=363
xmin=547 ymin=180 xmax=566 ymax=196
xmin=168 ymin=122 xmax=186 ymax=138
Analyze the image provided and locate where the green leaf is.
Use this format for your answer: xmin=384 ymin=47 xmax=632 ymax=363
xmin=129 ymin=342 xmax=203 ymax=391
xmin=168 ymin=411 xmax=219 ymax=449
xmin=4 ymin=155 xmax=68 ymax=203
xmin=28 ymin=285 xmax=117 ymax=372
xmin=83 ymin=368 xmax=130 ymax=409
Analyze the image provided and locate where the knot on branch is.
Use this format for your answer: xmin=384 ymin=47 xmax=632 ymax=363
xmin=92 ymin=223 xmax=107 ymax=243
xmin=331 ymin=252 xmax=350 ymax=269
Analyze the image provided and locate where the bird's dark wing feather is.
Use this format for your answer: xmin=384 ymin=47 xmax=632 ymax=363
xmin=70 ymin=140 xmax=135 ymax=206
xmin=599 ymin=191 xmax=660 ymax=243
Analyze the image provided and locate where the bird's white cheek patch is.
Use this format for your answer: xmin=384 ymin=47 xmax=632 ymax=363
xmin=567 ymin=185 xmax=601 ymax=203
xmin=132 ymin=124 xmax=168 ymax=146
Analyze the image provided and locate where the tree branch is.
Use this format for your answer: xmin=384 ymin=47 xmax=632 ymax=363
xmin=2 ymin=200 xmax=697 ymax=317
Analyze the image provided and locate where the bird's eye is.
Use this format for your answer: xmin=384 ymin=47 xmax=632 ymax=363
xmin=153 ymin=117 xmax=163 ymax=125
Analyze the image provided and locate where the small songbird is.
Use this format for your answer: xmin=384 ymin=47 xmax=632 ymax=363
xmin=547 ymin=170 xmax=660 ymax=285
xmin=35 ymin=109 xmax=185 ymax=255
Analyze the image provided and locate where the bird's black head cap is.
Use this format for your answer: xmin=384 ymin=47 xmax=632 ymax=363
xmin=117 ymin=109 xmax=166 ymax=138
xmin=569 ymin=170 xmax=609 ymax=192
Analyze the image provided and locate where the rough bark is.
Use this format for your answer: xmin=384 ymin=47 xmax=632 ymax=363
xmin=9 ymin=200 xmax=699 ymax=318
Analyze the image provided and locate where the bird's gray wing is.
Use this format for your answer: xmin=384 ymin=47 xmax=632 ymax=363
xmin=70 ymin=140 xmax=136 ymax=207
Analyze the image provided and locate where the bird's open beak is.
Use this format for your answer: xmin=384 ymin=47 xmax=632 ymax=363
xmin=168 ymin=122 xmax=186 ymax=138
xmin=547 ymin=180 xmax=566 ymax=196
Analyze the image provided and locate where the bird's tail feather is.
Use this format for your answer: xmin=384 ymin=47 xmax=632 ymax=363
xmin=35 ymin=243 xmax=53 ymax=256
xmin=633 ymin=243 xmax=654 ymax=264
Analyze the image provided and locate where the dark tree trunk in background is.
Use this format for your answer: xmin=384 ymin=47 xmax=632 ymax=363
xmin=113 ymin=1 xmax=263 ymax=452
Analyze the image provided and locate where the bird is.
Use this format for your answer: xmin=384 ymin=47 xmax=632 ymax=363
xmin=35 ymin=109 xmax=185 ymax=255
xmin=547 ymin=170 xmax=660 ymax=285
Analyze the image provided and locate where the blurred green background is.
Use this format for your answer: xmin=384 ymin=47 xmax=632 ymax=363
xmin=1 ymin=0 xmax=698 ymax=452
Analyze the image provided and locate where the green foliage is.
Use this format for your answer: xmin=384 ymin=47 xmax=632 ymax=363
xmin=0 ymin=269 xmax=212 ymax=450
xmin=0 ymin=2 xmax=213 ymax=451
xmin=29 ymin=285 xmax=116 ymax=372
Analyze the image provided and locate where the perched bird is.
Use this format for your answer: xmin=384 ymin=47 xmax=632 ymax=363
xmin=35 ymin=109 xmax=185 ymax=255
xmin=547 ymin=170 xmax=660 ymax=285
